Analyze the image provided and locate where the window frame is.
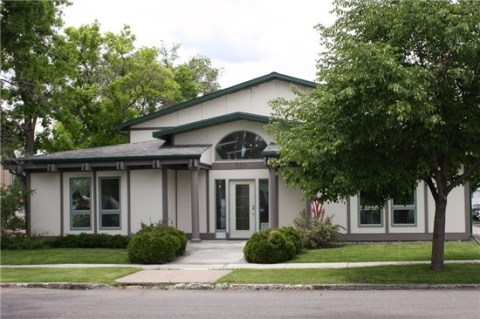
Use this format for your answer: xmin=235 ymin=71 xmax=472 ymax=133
xmin=391 ymin=191 xmax=417 ymax=227
xmin=215 ymin=179 xmax=227 ymax=231
xmin=358 ymin=192 xmax=384 ymax=227
xmin=99 ymin=177 xmax=121 ymax=230
xmin=215 ymin=130 xmax=267 ymax=161
xmin=70 ymin=177 xmax=92 ymax=230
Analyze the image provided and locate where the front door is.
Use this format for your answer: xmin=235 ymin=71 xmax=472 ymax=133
xmin=229 ymin=180 xmax=255 ymax=238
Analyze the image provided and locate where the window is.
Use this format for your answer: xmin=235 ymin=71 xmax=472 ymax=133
xmin=259 ymin=179 xmax=269 ymax=230
xmin=215 ymin=131 xmax=267 ymax=160
xmin=215 ymin=180 xmax=226 ymax=230
xmin=70 ymin=178 xmax=91 ymax=230
xmin=359 ymin=193 xmax=383 ymax=226
xmin=100 ymin=177 xmax=120 ymax=229
xmin=392 ymin=191 xmax=416 ymax=226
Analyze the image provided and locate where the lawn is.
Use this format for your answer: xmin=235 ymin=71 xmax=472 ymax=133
xmin=217 ymin=263 xmax=480 ymax=285
xmin=0 ymin=267 xmax=141 ymax=285
xmin=291 ymin=241 xmax=480 ymax=263
xmin=0 ymin=248 xmax=130 ymax=265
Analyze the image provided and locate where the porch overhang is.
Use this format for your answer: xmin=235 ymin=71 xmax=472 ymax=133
xmin=2 ymin=140 xmax=212 ymax=173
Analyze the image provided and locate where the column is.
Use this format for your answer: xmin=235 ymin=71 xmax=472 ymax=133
xmin=190 ymin=164 xmax=201 ymax=242
xmin=268 ymin=167 xmax=279 ymax=228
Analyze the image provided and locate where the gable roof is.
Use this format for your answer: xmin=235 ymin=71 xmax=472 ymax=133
xmin=152 ymin=112 xmax=270 ymax=139
xmin=114 ymin=72 xmax=317 ymax=132
xmin=3 ymin=140 xmax=210 ymax=165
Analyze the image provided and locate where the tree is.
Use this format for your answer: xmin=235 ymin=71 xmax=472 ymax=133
xmin=268 ymin=0 xmax=480 ymax=271
xmin=1 ymin=0 xmax=70 ymax=156
xmin=0 ymin=181 xmax=33 ymax=235
xmin=40 ymin=24 xmax=222 ymax=152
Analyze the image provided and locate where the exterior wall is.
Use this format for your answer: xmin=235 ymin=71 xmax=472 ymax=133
xmin=1 ymin=165 xmax=13 ymax=186
xmin=176 ymin=170 xmax=192 ymax=233
xmin=131 ymin=79 xmax=306 ymax=137
xmin=278 ymin=176 xmax=305 ymax=227
xmin=31 ymin=173 xmax=61 ymax=235
xmin=129 ymin=130 xmax=157 ymax=143
xmin=130 ymin=169 xmax=163 ymax=233
xmin=167 ymin=169 xmax=177 ymax=227
xmin=323 ymin=200 xmax=348 ymax=234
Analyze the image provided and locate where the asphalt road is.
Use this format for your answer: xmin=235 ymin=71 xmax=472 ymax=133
xmin=1 ymin=288 xmax=479 ymax=319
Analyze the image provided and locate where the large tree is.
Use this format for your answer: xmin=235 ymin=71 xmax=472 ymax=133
xmin=1 ymin=0 xmax=70 ymax=157
xmin=269 ymin=0 xmax=480 ymax=271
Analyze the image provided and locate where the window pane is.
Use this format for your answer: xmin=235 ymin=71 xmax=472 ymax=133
xmin=72 ymin=214 xmax=91 ymax=228
xmin=359 ymin=192 xmax=383 ymax=226
xmin=235 ymin=184 xmax=250 ymax=230
xmin=101 ymin=178 xmax=120 ymax=210
xmin=71 ymin=178 xmax=91 ymax=211
xmin=215 ymin=131 xmax=267 ymax=160
xmin=393 ymin=209 xmax=415 ymax=224
xmin=360 ymin=209 xmax=382 ymax=225
xmin=101 ymin=213 xmax=120 ymax=228
xmin=259 ymin=179 xmax=269 ymax=230
xmin=215 ymin=180 xmax=226 ymax=230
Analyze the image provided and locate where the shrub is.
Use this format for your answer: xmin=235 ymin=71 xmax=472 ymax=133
xmin=294 ymin=210 xmax=345 ymax=249
xmin=244 ymin=229 xmax=296 ymax=264
xmin=127 ymin=231 xmax=177 ymax=264
xmin=277 ymin=226 xmax=303 ymax=254
xmin=51 ymin=233 xmax=130 ymax=249
xmin=0 ymin=234 xmax=52 ymax=250
xmin=138 ymin=222 xmax=187 ymax=256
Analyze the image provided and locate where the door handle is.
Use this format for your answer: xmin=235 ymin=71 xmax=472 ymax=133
xmin=251 ymin=205 xmax=255 ymax=215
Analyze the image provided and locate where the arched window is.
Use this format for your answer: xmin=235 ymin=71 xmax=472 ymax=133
xmin=215 ymin=131 xmax=267 ymax=160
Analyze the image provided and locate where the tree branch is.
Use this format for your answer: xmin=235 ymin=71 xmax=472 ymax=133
xmin=446 ymin=159 xmax=480 ymax=194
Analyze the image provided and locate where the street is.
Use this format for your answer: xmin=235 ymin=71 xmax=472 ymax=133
xmin=1 ymin=288 xmax=479 ymax=319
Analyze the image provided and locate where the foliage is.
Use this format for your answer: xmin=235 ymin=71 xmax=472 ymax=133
xmin=127 ymin=231 xmax=177 ymax=264
xmin=1 ymin=2 xmax=222 ymax=156
xmin=268 ymin=0 xmax=480 ymax=271
xmin=0 ymin=234 xmax=52 ymax=250
xmin=0 ymin=181 xmax=33 ymax=235
xmin=243 ymin=228 xmax=298 ymax=264
xmin=138 ymin=221 xmax=187 ymax=256
xmin=294 ymin=210 xmax=345 ymax=249
xmin=0 ymin=0 xmax=70 ymax=156
xmin=50 ymin=233 xmax=130 ymax=249
xmin=276 ymin=226 xmax=303 ymax=254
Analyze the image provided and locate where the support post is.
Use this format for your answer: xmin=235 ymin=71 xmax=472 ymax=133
xmin=162 ymin=168 xmax=168 ymax=224
xmin=268 ymin=167 xmax=279 ymax=228
xmin=190 ymin=161 xmax=201 ymax=242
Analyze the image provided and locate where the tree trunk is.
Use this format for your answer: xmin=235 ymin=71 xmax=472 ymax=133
xmin=431 ymin=196 xmax=447 ymax=271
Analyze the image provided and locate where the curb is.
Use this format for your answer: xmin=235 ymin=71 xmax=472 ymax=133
xmin=2 ymin=282 xmax=480 ymax=291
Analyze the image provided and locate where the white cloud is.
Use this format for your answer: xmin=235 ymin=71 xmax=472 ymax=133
xmin=62 ymin=0 xmax=335 ymax=88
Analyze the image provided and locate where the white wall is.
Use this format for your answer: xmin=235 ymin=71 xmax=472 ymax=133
xmin=131 ymin=79 xmax=311 ymax=137
xmin=278 ymin=176 xmax=305 ymax=227
xmin=130 ymin=169 xmax=163 ymax=233
xmin=30 ymin=173 xmax=61 ymax=235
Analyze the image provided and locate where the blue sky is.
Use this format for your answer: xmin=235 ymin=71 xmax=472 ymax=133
xmin=63 ymin=0 xmax=335 ymax=88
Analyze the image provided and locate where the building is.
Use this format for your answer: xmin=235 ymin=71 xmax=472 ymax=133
xmin=1 ymin=72 xmax=472 ymax=241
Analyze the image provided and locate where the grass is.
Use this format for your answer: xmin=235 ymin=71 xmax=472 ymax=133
xmin=291 ymin=242 xmax=480 ymax=263
xmin=0 ymin=248 xmax=130 ymax=265
xmin=217 ymin=263 xmax=480 ymax=285
xmin=0 ymin=267 xmax=141 ymax=285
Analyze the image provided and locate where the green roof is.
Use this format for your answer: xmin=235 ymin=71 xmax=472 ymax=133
xmin=115 ymin=72 xmax=317 ymax=132
xmin=153 ymin=112 xmax=270 ymax=139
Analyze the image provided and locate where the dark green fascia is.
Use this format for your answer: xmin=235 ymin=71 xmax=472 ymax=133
xmin=114 ymin=72 xmax=317 ymax=132
xmin=4 ymin=154 xmax=202 ymax=165
xmin=153 ymin=112 xmax=270 ymax=139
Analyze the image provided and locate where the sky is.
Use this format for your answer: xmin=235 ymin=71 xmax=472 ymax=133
xmin=62 ymin=0 xmax=336 ymax=88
